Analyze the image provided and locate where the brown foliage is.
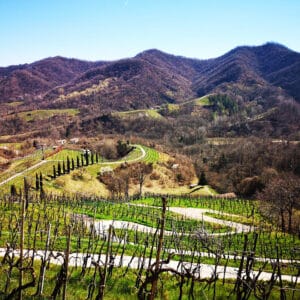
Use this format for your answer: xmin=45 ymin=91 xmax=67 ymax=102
xmin=257 ymin=173 xmax=300 ymax=233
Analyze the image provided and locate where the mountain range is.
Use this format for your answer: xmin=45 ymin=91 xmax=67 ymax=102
xmin=1 ymin=42 xmax=300 ymax=111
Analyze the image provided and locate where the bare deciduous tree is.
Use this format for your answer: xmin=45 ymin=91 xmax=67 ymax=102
xmin=258 ymin=173 xmax=300 ymax=232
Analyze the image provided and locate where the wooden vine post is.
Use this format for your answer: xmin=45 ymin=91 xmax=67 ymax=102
xmin=97 ymin=224 xmax=113 ymax=300
xmin=62 ymin=225 xmax=72 ymax=300
xmin=36 ymin=223 xmax=51 ymax=296
xmin=150 ymin=196 xmax=167 ymax=300
xmin=19 ymin=191 xmax=26 ymax=300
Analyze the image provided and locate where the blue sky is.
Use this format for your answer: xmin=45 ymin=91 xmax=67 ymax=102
xmin=0 ymin=0 xmax=299 ymax=66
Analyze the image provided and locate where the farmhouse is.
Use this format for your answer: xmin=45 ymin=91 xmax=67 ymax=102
xmin=100 ymin=166 xmax=113 ymax=175
xmin=57 ymin=139 xmax=66 ymax=145
xmin=70 ymin=137 xmax=79 ymax=144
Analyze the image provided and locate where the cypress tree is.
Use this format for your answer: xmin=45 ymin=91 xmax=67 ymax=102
xmin=39 ymin=172 xmax=43 ymax=191
xmin=57 ymin=162 xmax=61 ymax=176
xmin=81 ymin=155 xmax=84 ymax=167
xmin=91 ymin=153 xmax=94 ymax=165
xmin=71 ymin=158 xmax=75 ymax=170
xmin=63 ymin=161 xmax=66 ymax=174
xmin=96 ymin=152 xmax=99 ymax=163
xmin=77 ymin=156 xmax=80 ymax=168
xmin=84 ymin=150 xmax=89 ymax=166
xmin=10 ymin=184 xmax=17 ymax=196
xmin=24 ymin=177 xmax=29 ymax=210
xmin=199 ymin=171 xmax=207 ymax=185
xmin=67 ymin=156 xmax=71 ymax=173
xmin=53 ymin=165 xmax=56 ymax=178
xmin=35 ymin=173 xmax=40 ymax=191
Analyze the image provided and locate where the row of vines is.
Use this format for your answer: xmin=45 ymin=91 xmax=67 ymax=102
xmin=0 ymin=192 xmax=299 ymax=299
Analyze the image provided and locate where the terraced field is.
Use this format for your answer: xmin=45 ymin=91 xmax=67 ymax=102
xmin=141 ymin=145 xmax=159 ymax=163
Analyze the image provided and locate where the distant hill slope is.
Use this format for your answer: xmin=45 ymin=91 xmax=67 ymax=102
xmin=1 ymin=43 xmax=300 ymax=110
xmin=44 ymin=57 xmax=194 ymax=111
xmin=0 ymin=57 xmax=105 ymax=102
xmin=193 ymin=43 xmax=300 ymax=101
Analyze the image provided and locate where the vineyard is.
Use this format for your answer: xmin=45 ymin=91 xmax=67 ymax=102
xmin=0 ymin=192 xmax=299 ymax=299
xmin=0 ymin=145 xmax=160 ymax=195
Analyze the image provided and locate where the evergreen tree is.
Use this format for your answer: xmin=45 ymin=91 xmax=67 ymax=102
xmin=81 ymin=155 xmax=84 ymax=167
xmin=91 ymin=152 xmax=94 ymax=165
xmin=63 ymin=161 xmax=66 ymax=174
xmin=84 ymin=150 xmax=89 ymax=166
xmin=23 ymin=177 xmax=30 ymax=210
xmin=57 ymin=162 xmax=61 ymax=176
xmin=77 ymin=156 xmax=80 ymax=168
xmin=96 ymin=152 xmax=99 ymax=163
xmin=35 ymin=173 xmax=40 ymax=191
xmin=199 ymin=171 xmax=207 ymax=185
xmin=67 ymin=156 xmax=71 ymax=173
xmin=53 ymin=165 xmax=56 ymax=178
xmin=117 ymin=140 xmax=129 ymax=157
xmin=71 ymin=158 xmax=75 ymax=170
xmin=39 ymin=172 xmax=43 ymax=192
xmin=10 ymin=184 xmax=17 ymax=196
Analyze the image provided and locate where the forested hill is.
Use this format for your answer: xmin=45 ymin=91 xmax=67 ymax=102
xmin=1 ymin=42 xmax=300 ymax=111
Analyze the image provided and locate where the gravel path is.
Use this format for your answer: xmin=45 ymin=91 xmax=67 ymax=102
xmin=101 ymin=144 xmax=146 ymax=165
xmin=0 ymin=160 xmax=48 ymax=186
xmin=83 ymin=218 xmax=172 ymax=235
xmin=0 ymin=248 xmax=297 ymax=283
xmin=77 ymin=215 xmax=232 ymax=238
xmin=130 ymin=204 xmax=253 ymax=233
xmin=76 ymin=215 xmax=299 ymax=264
xmin=168 ymin=207 xmax=253 ymax=233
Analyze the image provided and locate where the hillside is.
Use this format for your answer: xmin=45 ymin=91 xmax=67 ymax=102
xmin=1 ymin=43 xmax=300 ymax=112
xmin=44 ymin=57 xmax=194 ymax=111
xmin=193 ymin=43 xmax=300 ymax=104
xmin=0 ymin=57 xmax=105 ymax=103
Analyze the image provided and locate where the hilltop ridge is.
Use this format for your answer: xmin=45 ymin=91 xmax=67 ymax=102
xmin=0 ymin=42 xmax=299 ymax=111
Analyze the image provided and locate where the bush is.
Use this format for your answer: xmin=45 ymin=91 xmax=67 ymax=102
xmin=54 ymin=177 xmax=65 ymax=188
xmin=72 ymin=169 xmax=85 ymax=180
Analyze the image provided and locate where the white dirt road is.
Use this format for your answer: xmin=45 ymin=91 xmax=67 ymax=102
xmin=0 ymin=248 xmax=297 ymax=283
xmin=130 ymin=204 xmax=253 ymax=233
xmin=0 ymin=160 xmax=48 ymax=186
xmin=168 ymin=207 xmax=253 ymax=233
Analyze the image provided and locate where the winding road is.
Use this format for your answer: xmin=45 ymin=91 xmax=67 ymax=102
xmin=0 ymin=145 xmax=146 ymax=187
xmin=0 ymin=160 xmax=48 ymax=187
xmin=0 ymin=248 xmax=297 ymax=283
xmin=130 ymin=203 xmax=253 ymax=233
xmin=168 ymin=207 xmax=253 ymax=233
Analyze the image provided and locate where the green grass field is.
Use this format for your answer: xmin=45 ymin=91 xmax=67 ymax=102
xmin=0 ymin=142 xmax=23 ymax=150
xmin=192 ymin=96 xmax=210 ymax=106
xmin=113 ymin=109 xmax=163 ymax=119
xmin=134 ymin=197 xmax=259 ymax=217
xmin=141 ymin=145 xmax=159 ymax=163
xmin=17 ymin=108 xmax=79 ymax=122
xmin=6 ymin=101 xmax=23 ymax=107
xmin=46 ymin=148 xmax=82 ymax=161
xmin=1 ymin=263 xmax=297 ymax=300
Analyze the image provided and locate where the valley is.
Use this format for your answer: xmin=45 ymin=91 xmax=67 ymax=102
xmin=0 ymin=43 xmax=299 ymax=299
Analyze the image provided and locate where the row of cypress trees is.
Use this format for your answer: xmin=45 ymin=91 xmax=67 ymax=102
xmin=52 ymin=151 xmax=100 ymax=179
